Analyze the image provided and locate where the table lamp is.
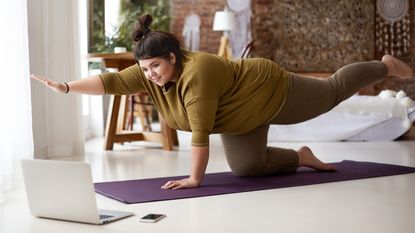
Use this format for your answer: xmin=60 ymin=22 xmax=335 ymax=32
xmin=213 ymin=7 xmax=236 ymax=59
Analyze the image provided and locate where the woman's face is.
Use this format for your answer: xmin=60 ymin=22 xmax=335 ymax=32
xmin=138 ymin=53 xmax=177 ymax=86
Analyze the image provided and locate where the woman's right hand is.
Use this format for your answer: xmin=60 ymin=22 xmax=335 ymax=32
xmin=30 ymin=74 xmax=68 ymax=93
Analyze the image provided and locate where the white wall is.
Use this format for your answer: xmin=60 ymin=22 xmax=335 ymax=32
xmin=28 ymin=0 xmax=84 ymax=158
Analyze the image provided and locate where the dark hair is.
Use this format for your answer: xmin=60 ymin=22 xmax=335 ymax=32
xmin=132 ymin=14 xmax=184 ymax=71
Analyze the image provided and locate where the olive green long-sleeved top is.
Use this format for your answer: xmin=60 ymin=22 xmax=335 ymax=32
xmin=100 ymin=51 xmax=290 ymax=147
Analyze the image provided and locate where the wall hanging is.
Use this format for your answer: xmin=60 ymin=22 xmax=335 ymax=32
xmin=183 ymin=13 xmax=201 ymax=51
xmin=376 ymin=0 xmax=411 ymax=56
xmin=227 ymin=0 xmax=252 ymax=57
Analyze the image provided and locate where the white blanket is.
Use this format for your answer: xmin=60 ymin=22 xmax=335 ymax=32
xmin=268 ymin=92 xmax=415 ymax=142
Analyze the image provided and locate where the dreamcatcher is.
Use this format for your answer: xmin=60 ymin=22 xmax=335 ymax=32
xmin=227 ymin=0 xmax=252 ymax=57
xmin=182 ymin=13 xmax=201 ymax=51
xmin=375 ymin=0 xmax=411 ymax=56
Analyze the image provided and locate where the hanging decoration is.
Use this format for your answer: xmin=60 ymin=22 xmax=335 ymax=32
xmin=227 ymin=0 xmax=252 ymax=57
xmin=182 ymin=13 xmax=201 ymax=51
xmin=375 ymin=0 xmax=411 ymax=56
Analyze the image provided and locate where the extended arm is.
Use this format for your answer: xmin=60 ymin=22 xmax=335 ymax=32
xmin=31 ymin=74 xmax=105 ymax=95
xmin=161 ymin=145 xmax=209 ymax=189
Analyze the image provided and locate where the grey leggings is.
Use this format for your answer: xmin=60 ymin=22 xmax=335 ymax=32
xmin=221 ymin=60 xmax=388 ymax=176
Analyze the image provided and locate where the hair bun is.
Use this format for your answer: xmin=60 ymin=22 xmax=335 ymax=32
xmin=132 ymin=14 xmax=153 ymax=42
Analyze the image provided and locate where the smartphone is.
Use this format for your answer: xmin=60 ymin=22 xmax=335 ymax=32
xmin=139 ymin=214 xmax=166 ymax=223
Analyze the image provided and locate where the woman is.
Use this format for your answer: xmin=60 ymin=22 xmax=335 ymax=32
xmin=32 ymin=14 xmax=413 ymax=190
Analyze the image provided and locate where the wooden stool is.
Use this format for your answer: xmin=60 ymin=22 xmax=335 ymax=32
xmin=125 ymin=92 xmax=154 ymax=132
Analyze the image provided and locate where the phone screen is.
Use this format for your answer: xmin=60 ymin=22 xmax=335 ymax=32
xmin=140 ymin=214 xmax=165 ymax=222
xmin=142 ymin=214 xmax=163 ymax=220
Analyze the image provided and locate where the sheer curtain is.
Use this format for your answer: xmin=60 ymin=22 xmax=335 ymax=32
xmin=0 ymin=0 xmax=85 ymax=203
xmin=28 ymin=0 xmax=84 ymax=159
xmin=0 ymin=0 xmax=33 ymax=203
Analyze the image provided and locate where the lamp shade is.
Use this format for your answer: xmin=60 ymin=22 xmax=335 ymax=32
xmin=213 ymin=10 xmax=236 ymax=31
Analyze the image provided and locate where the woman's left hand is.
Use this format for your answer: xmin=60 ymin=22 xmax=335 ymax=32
xmin=161 ymin=178 xmax=200 ymax=190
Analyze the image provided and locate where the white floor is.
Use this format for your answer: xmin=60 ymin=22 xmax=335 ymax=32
xmin=1 ymin=132 xmax=415 ymax=233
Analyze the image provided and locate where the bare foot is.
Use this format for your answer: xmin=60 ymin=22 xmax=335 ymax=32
xmin=297 ymin=146 xmax=336 ymax=171
xmin=381 ymin=55 xmax=413 ymax=79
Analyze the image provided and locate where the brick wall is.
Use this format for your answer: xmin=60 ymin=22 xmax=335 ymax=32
xmin=250 ymin=0 xmax=275 ymax=59
xmin=170 ymin=0 xmax=415 ymax=99
xmin=170 ymin=0 xmax=276 ymax=57
xmin=170 ymin=0 xmax=224 ymax=53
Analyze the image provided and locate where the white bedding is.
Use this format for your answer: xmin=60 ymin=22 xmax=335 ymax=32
xmin=268 ymin=91 xmax=415 ymax=142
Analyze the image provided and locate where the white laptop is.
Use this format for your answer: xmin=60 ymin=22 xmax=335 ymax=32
xmin=21 ymin=159 xmax=134 ymax=224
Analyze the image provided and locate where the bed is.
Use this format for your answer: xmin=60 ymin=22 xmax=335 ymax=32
xmin=268 ymin=90 xmax=415 ymax=142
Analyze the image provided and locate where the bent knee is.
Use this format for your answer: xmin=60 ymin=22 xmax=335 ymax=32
xmin=229 ymin=163 xmax=264 ymax=177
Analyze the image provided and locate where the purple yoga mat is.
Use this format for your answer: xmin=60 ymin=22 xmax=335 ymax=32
xmin=94 ymin=160 xmax=415 ymax=204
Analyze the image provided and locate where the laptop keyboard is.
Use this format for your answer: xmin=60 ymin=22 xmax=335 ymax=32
xmin=99 ymin=214 xmax=114 ymax=220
